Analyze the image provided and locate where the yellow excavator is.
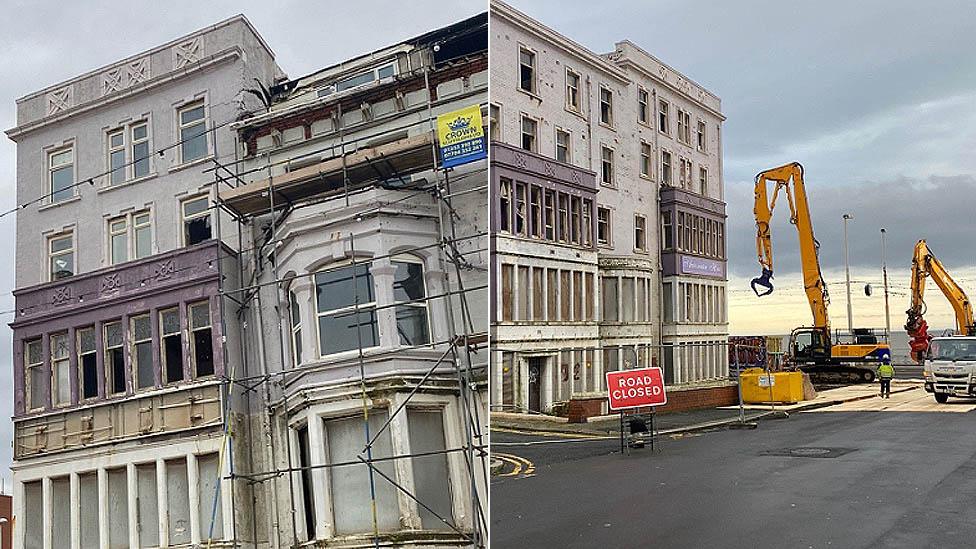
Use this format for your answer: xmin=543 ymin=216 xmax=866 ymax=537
xmin=905 ymin=239 xmax=975 ymax=362
xmin=751 ymin=162 xmax=890 ymax=382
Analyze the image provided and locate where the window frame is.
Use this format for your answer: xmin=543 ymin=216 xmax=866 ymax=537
xmin=48 ymin=146 xmax=75 ymax=204
xmin=661 ymin=150 xmax=673 ymax=186
xmin=177 ymin=100 xmax=208 ymax=164
xmin=392 ymin=256 xmax=432 ymax=348
xmin=599 ymin=85 xmax=614 ymax=127
xmin=520 ymin=114 xmax=538 ymax=153
xmin=104 ymin=320 xmax=126 ymax=396
xmin=638 ymin=87 xmax=650 ymax=126
xmin=77 ymin=326 xmax=98 ymax=401
xmin=50 ymin=331 xmax=71 ymax=407
xmin=131 ymin=121 xmax=151 ymax=179
xmin=107 ymin=129 xmax=126 ymax=185
xmin=658 ymin=99 xmax=670 ymax=135
xmin=24 ymin=338 xmax=45 ymax=412
xmin=188 ymin=301 xmax=215 ymax=378
xmin=565 ymin=68 xmax=581 ymax=112
xmin=517 ymin=45 xmax=537 ymax=95
xmin=159 ymin=307 xmax=185 ymax=384
xmin=634 ymin=214 xmax=647 ymax=253
xmin=130 ymin=313 xmax=155 ymax=391
xmin=555 ymin=128 xmax=571 ymax=164
xmin=600 ymin=145 xmax=614 ymax=187
xmin=640 ymin=141 xmax=652 ymax=179
xmin=289 ymin=292 xmax=303 ymax=367
xmin=697 ymin=119 xmax=707 ymax=152
xmin=596 ymin=206 xmax=611 ymax=246
xmin=181 ymin=195 xmax=212 ymax=246
xmin=47 ymin=230 xmax=75 ymax=282
xmin=313 ymin=262 xmax=380 ymax=358
xmin=699 ymin=166 xmax=709 ymax=196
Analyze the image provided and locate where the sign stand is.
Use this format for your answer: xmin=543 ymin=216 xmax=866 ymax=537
xmin=650 ymin=407 xmax=656 ymax=452
xmin=619 ymin=411 xmax=625 ymax=455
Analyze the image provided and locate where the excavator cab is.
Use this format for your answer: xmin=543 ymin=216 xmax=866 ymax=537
xmin=790 ymin=327 xmax=830 ymax=364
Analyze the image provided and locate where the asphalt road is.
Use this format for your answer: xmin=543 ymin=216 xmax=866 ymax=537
xmin=491 ymin=392 xmax=976 ymax=548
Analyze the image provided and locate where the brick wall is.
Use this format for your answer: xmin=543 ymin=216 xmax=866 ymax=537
xmin=0 ymin=494 xmax=11 ymax=549
xmin=567 ymin=384 xmax=739 ymax=422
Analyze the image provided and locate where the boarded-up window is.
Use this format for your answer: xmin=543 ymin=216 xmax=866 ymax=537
xmin=501 ymin=352 xmax=514 ymax=406
xmin=167 ymin=458 xmax=191 ymax=544
xmin=585 ymin=273 xmax=594 ymax=321
xmin=663 ymin=282 xmax=673 ymax=322
xmin=517 ymin=266 xmax=530 ymax=321
xmin=24 ymin=481 xmax=42 ymax=549
xmin=198 ymin=453 xmax=224 ymax=541
xmin=573 ymin=272 xmax=583 ymax=321
xmin=560 ymin=271 xmax=571 ymax=321
xmin=52 ymin=477 xmax=71 ymax=549
xmin=500 ymin=264 xmax=513 ymax=321
xmin=80 ymin=473 xmax=99 ymax=548
xmin=108 ymin=468 xmax=129 ymax=549
xmin=602 ymin=277 xmax=618 ymax=322
xmin=532 ymin=267 xmax=544 ymax=321
xmin=327 ymin=411 xmax=399 ymax=534
xmin=560 ymin=351 xmax=572 ymax=398
xmin=547 ymin=269 xmax=558 ymax=320
xmin=137 ymin=463 xmax=159 ymax=548
xmin=407 ymin=409 xmax=454 ymax=529
xmin=621 ymin=278 xmax=635 ymax=322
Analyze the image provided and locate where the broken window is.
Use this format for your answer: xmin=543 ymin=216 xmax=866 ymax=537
xmin=326 ymin=411 xmax=399 ymax=534
xmin=697 ymin=120 xmax=707 ymax=151
xmin=161 ymin=308 xmax=184 ymax=383
xmin=189 ymin=301 xmax=214 ymax=377
xmin=658 ymin=99 xmax=670 ymax=134
xmin=289 ymin=293 xmax=303 ymax=366
xmin=520 ymin=115 xmax=536 ymax=152
xmin=565 ymin=69 xmax=580 ymax=111
xmin=700 ymin=166 xmax=709 ymax=196
xmin=514 ymin=181 xmax=526 ymax=236
xmin=555 ymin=129 xmax=570 ymax=164
xmin=296 ymin=425 xmax=317 ymax=540
xmin=51 ymin=332 xmax=70 ymax=406
xmin=25 ymin=339 xmax=44 ymax=411
xmin=489 ymin=104 xmax=500 ymax=141
xmin=638 ymin=88 xmax=649 ymax=124
xmin=602 ymin=276 xmax=619 ymax=322
xmin=677 ymin=109 xmax=689 ymax=144
xmin=529 ymin=185 xmax=542 ymax=237
xmin=131 ymin=314 xmax=154 ymax=389
xmin=557 ymin=193 xmax=569 ymax=242
xmin=541 ymin=189 xmax=554 ymax=241
xmin=662 ymin=151 xmax=673 ymax=186
xmin=136 ymin=463 xmax=159 ymax=548
xmin=581 ymin=199 xmax=592 ymax=247
xmin=393 ymin=259 xmax=430 ymax=346
xmin=167 ymin=458 xmax=191 ymax=544
xmin=108 ymin=467 xmax=129 ymax=549
xmin=597 ymin=207 xmax=610 ymax=245
xmin=635 ymin=215 xmax=647 ymax=252
xmin=662 ymin=211 xmax=674 ymax=250
xmin=105 ymin=321 xmax=126 ymax=395
xmin=518 ymin=47 xmax=536 ymax=94
xmin=408 ymin=409 xmax=454 ymax=529
xmin=77 ymin=327 xmax=98 ymax=400
xmin=24 ymin=480 xmax=42 ymax=549
xmin=178 ymin=101 xmax=207 ymax=163
xmin=600 ymin=86 xmax=613 ymax=126
xmin=601 ymin=146 xmax=614 ymax=186
xmin=570 ymin=196 xmax=581 ymax=244
xmin=641 ymin=142 xmax=652 ymax=178
xmin=50 ymin=477 xmax=71 ymax=549
xmin=198 ymin=453 xmax=224 ymax=541
xmin=182 ymin=196 xmax=212 ymax=246
xmin=499 ymin=178 xmax=511 ymax=233
xmin=48 ymin=231 xmax=74 ymax=281
xmin=315 ymin=264 xmax=378 ymax=355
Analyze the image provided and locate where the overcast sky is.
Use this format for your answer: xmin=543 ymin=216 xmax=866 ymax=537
xmin=0 ymin=0 xmax=483 ymax=493
xmin=508 ymin=0 xmax=976 ymax=335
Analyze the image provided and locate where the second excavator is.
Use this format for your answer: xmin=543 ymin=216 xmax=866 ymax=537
xmin=905 ymin=239 xmax=975 ymax=362
xmin=751 ymin=162 xmax=890 ymax=383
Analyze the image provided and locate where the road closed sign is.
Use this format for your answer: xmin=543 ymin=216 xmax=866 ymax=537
xmin=606 ymin=367 xmax=667 ymax=411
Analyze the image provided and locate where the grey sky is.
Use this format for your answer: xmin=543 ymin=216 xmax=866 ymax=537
xmin=509 ymin=0 xmax=976 ymax=330
xmin=0 ymin=0 xmax=482 ymax=490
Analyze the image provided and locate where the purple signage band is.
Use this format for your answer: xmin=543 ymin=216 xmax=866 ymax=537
xmin=680 ymin=255 xmax=725 ymax=278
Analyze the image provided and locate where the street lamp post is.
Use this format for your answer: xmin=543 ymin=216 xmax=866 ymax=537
xmin=881 ymin=228 xmax=891 ymax=337
xmin=843 ymin=213 xmax=854 ymax=332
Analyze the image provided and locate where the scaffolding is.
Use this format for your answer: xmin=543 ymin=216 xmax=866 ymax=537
xmin=206 ymin=30 xmax=489 ymax=548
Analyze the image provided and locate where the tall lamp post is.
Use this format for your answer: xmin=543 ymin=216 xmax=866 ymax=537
xmin=881 ymin=228 xmax=891 ymax=337
xmin=843 ymin=213 xmax=854 ymax=332
xmin=1 ymin=517 xmax=8 ymax=549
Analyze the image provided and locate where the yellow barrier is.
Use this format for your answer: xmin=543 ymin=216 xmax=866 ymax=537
xmin=739 ymin=368 xmax=808 ymax=403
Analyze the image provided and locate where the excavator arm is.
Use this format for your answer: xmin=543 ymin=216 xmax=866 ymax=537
xmin=906 ymin=239 xmax=976 ymax=361
xmin=752 ymin=162 xmax=831 ymax=331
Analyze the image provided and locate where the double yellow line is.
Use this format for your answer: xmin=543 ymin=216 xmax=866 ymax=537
xmin=494 ymin=452 xmax=535 ymax=477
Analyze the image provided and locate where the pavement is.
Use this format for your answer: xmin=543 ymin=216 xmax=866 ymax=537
xmin=490 ymin=381 xmax=921 ymax=438
xmin=491 ymin=387 xmax=976 ymax=548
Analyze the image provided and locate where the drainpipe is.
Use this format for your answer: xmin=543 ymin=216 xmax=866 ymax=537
xmin=585 ymin=76 xmax=594 ymax=172
xmin=253 ymin=267 xmax=284 ymax=549
xmin=652 ymin=88 xmax=665 ymax=355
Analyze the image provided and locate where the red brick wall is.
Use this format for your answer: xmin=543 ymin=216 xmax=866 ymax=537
xmin=567 ymin=385 xmax=739 ymax=422
xmin=0 ymin=494 xmax=11 ymax=549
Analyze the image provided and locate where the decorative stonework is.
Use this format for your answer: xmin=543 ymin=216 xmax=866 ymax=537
xmin=153 ymin=259 xmax=176 ymax=281
xmin=543 ymin=161 xmax=556 ymax=178
xmin=46 ymin=86 xmax=72 ymax=115
xmin=513 ymin=151 xmax=527 ymax=169
xmin=126 ymin=57 xmax=150 ymax=84
xmin=173 ymin=37 xmax=203 ymax=68
xmin=102 ymin=68 xmax=124 ymax=95
xmin=100 ymin=273 xmax=122 ymax=294
xmin=51 ymin=286 xmax=71 ymax=306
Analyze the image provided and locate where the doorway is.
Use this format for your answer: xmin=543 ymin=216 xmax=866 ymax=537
xmin=527 ymin=357 xmax=546 ymax=413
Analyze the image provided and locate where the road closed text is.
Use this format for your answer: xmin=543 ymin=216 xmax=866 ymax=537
xmin=606 ymin=367 xmax=668 ymax=410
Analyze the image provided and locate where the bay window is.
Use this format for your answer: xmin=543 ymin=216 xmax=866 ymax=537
xmin=315 ymin=264 xmax=378 ymax=356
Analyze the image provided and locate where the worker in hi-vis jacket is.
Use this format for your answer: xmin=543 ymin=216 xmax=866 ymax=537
xmin=878 ymin=357 xmax=894 ymax=398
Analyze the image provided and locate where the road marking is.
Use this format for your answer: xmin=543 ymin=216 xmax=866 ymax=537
xmin=494 ymin=452 xmax=536 ymax=477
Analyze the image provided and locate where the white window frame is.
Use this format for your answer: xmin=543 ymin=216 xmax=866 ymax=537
xmin=392 ymin=256 xmax=432 ymax=348
xmin=47 ymin=230 xmax=75 ymax=282
xmin=596 ymin=206 xmax=612 ymax=246
xmin=697 ymin=119 xmax=707 ymax=152
xmin=159 ymin=307 xmax=184 ymax=385
xmin=289 ymin=292 xmax=303 ymax=367
xmin=108 ymin=209 xmax=153 ymax=265
xmin=600 ymin=145 xmax=614 ymax=187
xmin=189 ymin=300 xmax=215 ymax=378
xmin=107 ymin=129 xmax=126 ymax=185
xmin=489 ymin=104 xmax=501 ymax=141
xmin=555 ymin=128 xmax=571 ymax=164
xmin=700 ymin=166 xmax=709 ymax=196
xmin=599 ymin=85 xmax=614 ymax=127
xmin=130 ymin=121 xmax=151 ymax=179
xmin=640 ymin=141 xmax=652 ymax=179
xmin=658 ymin=99 xmax=670 ymax=135
xmin=518 ymin=45 xmax=537 ymax=95
xmin=565 ymin=68 xmax=581 ymax=112
xmin=520 ymin=115 xmax=538 ymax=153
xmin=177 ymin=100 xmax=208 ymax=164
xmin=313 ymin=262 xmax=380 ymax=358
xmin=77 ymin=326 xmax=98 ymax=401
xmin=661 ymin=150 xmax=673 ymax=186
xmin=634 ymin=214 xmax=647 ymax=253
xmin=181 ymin=195 xmax=211 ymax=246
xmin=24 ymin=338 xmax=44 ymax=411
xmin=638 ymin=87 xmax=650 ymax=126
xmin=130 ymin=313 xmax=154 ymax=391
xmin=48 ymin=146 xmax=75 ymax=203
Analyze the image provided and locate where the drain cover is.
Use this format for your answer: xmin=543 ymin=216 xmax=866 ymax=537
xmin=760 ymin=447 xmax=855 ymax=459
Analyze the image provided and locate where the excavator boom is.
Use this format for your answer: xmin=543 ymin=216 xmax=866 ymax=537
xmin=906 ymin=239 xmax=976 ymax=361
xmin=752 ymin=162 xmax=831 ymax=331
